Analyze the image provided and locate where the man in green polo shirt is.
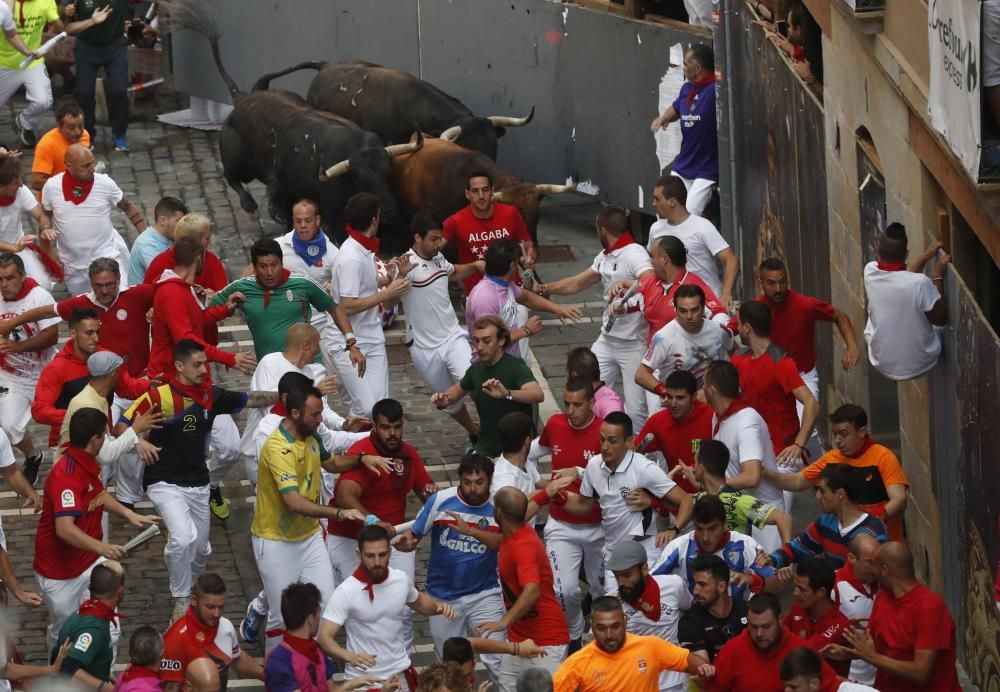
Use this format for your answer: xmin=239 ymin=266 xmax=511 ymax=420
xmin=432 ymin=315 xmax=544 ymax=456
xmin=211 ymin=238 xmax=364 ymax=374
xmin=56 ymin=561 xmax=124 ymax=691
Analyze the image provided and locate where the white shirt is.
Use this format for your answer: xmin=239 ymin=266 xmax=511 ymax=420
xmin=641 ymin=318 xmax=732 ymax=387
xmin=580 ymin=451 xmax=675 ymax=559
xmin=0 ymin=434 xmax=13 ymax=549
xmin=0 ymin=282 xmax=58 ymax=384
xmin=712 ymin=407 xmax=782 ymax=507
xmin=399 ymin=248 xmax=466 ymax=350
xmin=323 ymin=566 xmax=418 ymax=680
xmin=0 ymin=186 xmax=38 ymax=245
xmin=619 ymin=574 xmax=693 ymax=690
xmin=682 ymin=0 xmax=718 ymax=29
xmin=330 ymin=237 xmax=383 ymax=346
xmin=491 ymin=455 xmax=541 ymax=525
xmin=863 ymin=262 xmax=941 ymax=380
xmin=277 ymin=230 xmax=339 ymax=331
xmin=41 ymin=172 xmax=126 ymax=274
xmin=833 ymin=572 xmax=877 ymax=685
xmin=647 ymin=214 xmax=729 ymax=296
xmin=590 ymin=242 xmax=653 ymax=342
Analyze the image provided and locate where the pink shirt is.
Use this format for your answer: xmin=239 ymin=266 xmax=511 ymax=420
xmin=466 ymin=275 xmax=525 ymax=359
xmin=593 ymin=384 xmax=624 ymax=418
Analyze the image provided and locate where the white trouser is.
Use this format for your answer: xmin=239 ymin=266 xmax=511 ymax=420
xmin=0 ymin=64 xmax=53 ymax=131
xmin=319 ymin=323 xmax=342 ymax=377
xmin=206 ymin=414 xmax=242 ymax=487
xmin=670 ymin=171 xmax=716 ymax=217
xmin=498 ymin=644 xmax=566 ymax=692
xmin=514 ymin=304 xmax=530 ymax=359
xmin=252 ymin=531 xmax=336 ymax=654
xmin=35 ymin=558 xmax=119 ymax=655
xmin=591 ymin=333 xmax=648 ymax=431
xmin=0 ymin=378 xmax=35 ymax=446
xmin=16 ymin=248 xmax=53 ymax=292
xmin=409 ymin=331 xmax=472 ymax=415
xmin=753 ymin=521 xmax=782 ymax=554
xmin=797 ymin=367 xmax=822 ymax=461
xmin=544 ymin=517 xmax=605 ymax=641
xmin=147 ymin=482 xmax=211 ymax=598
xmin=64 ymin=239 xmax=129 ymax=295
xmin=327 ymin=534 xmax=415 ymax=650
xmin=110 ymin=395 xmax=144 ymax=505
xmin=604 ymin=537 xmax=658 ymax=594
xmin=330 ymin=341 xmax=388 ymax=418
xmin=429 ymin=588 xmax=506 ymax=681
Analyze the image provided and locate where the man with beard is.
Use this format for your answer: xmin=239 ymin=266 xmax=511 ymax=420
xmin=677 ymin=555 xmax=749 ymax=662
xmin=395 ymin=454 xmax=506 ymax=681
xmin=252 ymin=383 xmax=390 ymax=654
xmin=553 ymin=596 xmax=712 ymax=691
xmin=608 ymin=542 xmax=693 ymax=692
xmin=319 ymin=525 xmax=455 ymax=692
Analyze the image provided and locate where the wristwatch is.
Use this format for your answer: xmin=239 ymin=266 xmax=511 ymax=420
xmin=504 ymin=391 xmax=513 ymax=401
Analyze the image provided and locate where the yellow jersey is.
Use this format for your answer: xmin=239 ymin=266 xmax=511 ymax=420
xmin=553 ymin=634 xmax=690 ymax=692
xmin=252 ymin=424 xmax=330 ymax=542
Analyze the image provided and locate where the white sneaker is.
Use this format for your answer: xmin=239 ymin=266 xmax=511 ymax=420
xmin=170 ymin=596 xmax=191 ymax=624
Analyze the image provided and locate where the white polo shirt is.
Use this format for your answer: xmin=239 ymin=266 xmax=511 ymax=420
xmin=863 ymin=262 xmax=942 ymax=380
xmin=590 ymin=242 xmax=652 ymax=341
xmin=0 ymin=281 xmax=58 ymax=386
xmin=647 ymin=214 xmax=729 ymax=296
xmin=277 ymin=230 xmax=339 ymax=332
xmin=330 ymin=236 xmax=382 ymax=347
xmin=579 ymin=451 xmax=675 ymax=559
xmin=712 ymin=406 xmax=782 ymax=507
xmin=491 ymin=455 xmax=541 ymax=525
xmin=619 ymin=573 xmax=694 ymax=691
xmin=41 ymin=172 xmax=126 ymax=276
xmin=323 ymin=566 xmax=418 ymax=681
xmin=399 ymin=249 xmax=466 ymax=350
xmin=642 ymin=318 xmax=732 ymax=387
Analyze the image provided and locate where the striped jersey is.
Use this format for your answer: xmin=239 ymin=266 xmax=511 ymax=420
xmin=651 ymin=529 xmax=773 ymax=600
xmin=769 ymin=512 xmax=888 ymax=568
xmin=398 ymin=249 xmax=467 ymax=350
xmin=411 ymin=487 xmax=499 ymax=600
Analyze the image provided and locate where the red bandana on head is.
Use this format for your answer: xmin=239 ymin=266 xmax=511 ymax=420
xmin=624 ymin=576 xmax=662 ymax=621
xmin=62 ymin=172 xmax=95 ymax=205
xmin=875 ymin=261 xmax=907 ymax=272
xmin=603 ymin=231 xmax=637 ymax=255
xmin=78 ymin=598 xmax=120 ymax=624
xmin=346 ymin=225 xmax=380 ymax=254
xmin=352 ymin=564 xmax=388 ymax=601
xmin=257 ymin=268 xmax=291 ymax=307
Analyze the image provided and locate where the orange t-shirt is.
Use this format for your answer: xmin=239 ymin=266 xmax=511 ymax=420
xmin=802 ymin=440 xmax=909 ymax=540
xmin=553 ymin=634 xmax=689 ymax=692
xmin=32 ymin=128 xmax=92 ymax=179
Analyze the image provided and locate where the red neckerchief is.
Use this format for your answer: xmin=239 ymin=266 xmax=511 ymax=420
xmin=845 ymin=436 xmax=876 ymax=459
xmin=24 ymin=242 xmax=64 ymax=281
xmin=17 ymin=0 xmax=25 ymax=27
xmin=0 ymin=195 xmax=16 ymax=207
xmin=65 ymin=446 xmax=101 ymax=478
xmin=270 ymin=401 xmax=287 ymax=416
xmin=346 ymin=225 xmax=380 ymax=254
xmin=352 ymin=564 xmax=388 ymax=601
xmin=78 ymin=598 xmax=120 ymax=624
xmin=9 ymin=277 xmax=38 ymax=301
xmin=282 ymin=632 xmax=323 ymax=665
xmin=696 ymin=530 xmax=730 ymax=554
xmin=712 ymin=399 xmax=751 ymax=437
xmin=119 ymin=665 xmax=160 ymax=683
xmin=834 ymin=561 xmax=876 ymax=606
xmin=625 ymin=576 xmax=662 ymax=621
xmin=686 ymin=74 xmax=716 ymax=108
xmin=875 ymin=260 xmax=907 ymax=272
xmin=180 ymin=607 xmax=219 ymax=644
xmin=167 ymin=373 xmax=215 ymax=411
xmin=62 ymin=172 xmax=95 ymax=205
xmin=603 ymin=231 xmax=637 ymax=255
xmin=370 ymin=432 xmax=411 ymax=464
xmin=257 ymin=268 xmax=291 ymax=307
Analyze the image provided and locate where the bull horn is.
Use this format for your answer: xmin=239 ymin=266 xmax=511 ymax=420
xmin=385 ymin=131 xmax=424 ymax=158
xmin=535 ymin=181 xmax=577 ymax=195
xmin=488 ymin=106 xmax=535 ymax=128
xmin=320 ymin=159 xmax=351 ymax=181
xmin=439 ymin=125 xmax=462 ymax=142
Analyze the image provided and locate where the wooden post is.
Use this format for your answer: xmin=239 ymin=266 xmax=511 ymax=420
xmin=624 ymin=0 xmax=644 ymax=18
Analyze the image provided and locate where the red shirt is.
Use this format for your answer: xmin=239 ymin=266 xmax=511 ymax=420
xmin=636 ymin=270 xmax=727 ymax=344
xmin=758 ymin=291 xmax=836 ymax=373
xmin=782 ymin=602 xmax=852 ymax=677
xmin=498 ymin=523 xmax=569 ymax=645
xmin=56 ymin=285 xmax=155 ymax=376
xmin=869 ymin=583 xmax=961 ymax=692
xmin=443 ymin=203 xmax=530 ymax=294
xmin=327 ymin=436 xmax=433 ymax=539
xmin=636 ymin=401 xmax=713 ymax=495
xmin=731 ymin=345 xmax=805 ymax=455
xmin=33 ymin=447 xmax=105 ymax=579
xmin=147 ymin=277 xmax=235 ymax=377
xmin=144 ymin=248 xmax=229 ymax=346
xmin=708 ymin=627 xmax=840 ymax=692
xmin=538 ymin=413 xmax=603 ymax=525
xmin=161 ymin=607 xmax=237 ymax=686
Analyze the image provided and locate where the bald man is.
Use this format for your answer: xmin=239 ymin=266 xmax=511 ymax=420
xmin=831 ymin=533 xmax=880 ymax=685
xmin=822 ymin=542 xmax=960 ymax=692
xmin=40 ymin=143 xmax=147 ymax=293
xmin=185 ymin=657 xmax=221 ymax=692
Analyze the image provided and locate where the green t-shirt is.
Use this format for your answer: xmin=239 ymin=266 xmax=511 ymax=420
xmin=73 ymin=0 xmax=127 ymax=46
xmin=0 ymin=0 xmax=59 ymax=70
xmin=697 ymin=489 xmax=776 ymax=535
xmin=211 ymin=273 xmax=336 ymax=359
xmin=459 ymin=353 xmax=536 ymax=456
xmin=55 ymin=612 xmax=113 ymax=681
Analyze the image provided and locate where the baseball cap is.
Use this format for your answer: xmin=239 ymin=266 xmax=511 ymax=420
xmin=88 ymin=351 xmax=123 ymax=377
xmin=607 ymin=541 xmax=648 ymax=572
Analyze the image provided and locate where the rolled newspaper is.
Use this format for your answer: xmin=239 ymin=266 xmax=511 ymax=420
xmin=604 ymin=281 xmax=641 ymax=333
xmin=122 ymin=524 xmax=162 ymax=553
xmin=634 ymin=432 xmax=655 ymax=454
xmin=19 ymin=32 xmax=67 ymax=70
xmin=518 ymin=241 xmax=539 ymax=291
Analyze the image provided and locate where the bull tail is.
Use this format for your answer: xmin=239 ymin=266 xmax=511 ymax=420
xmin=250 ymin=61 xmax=330 ymax=92
xmin=158 ymin=0 xmax=242 ymax=98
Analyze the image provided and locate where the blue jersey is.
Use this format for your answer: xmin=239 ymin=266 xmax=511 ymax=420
xmin=671 ymin=80 xmax=718 ymax=181
xmin=650 ymin=529 xmax=774 ymax=600
xmin=411 ymin=487 xmax=499 ymax=600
